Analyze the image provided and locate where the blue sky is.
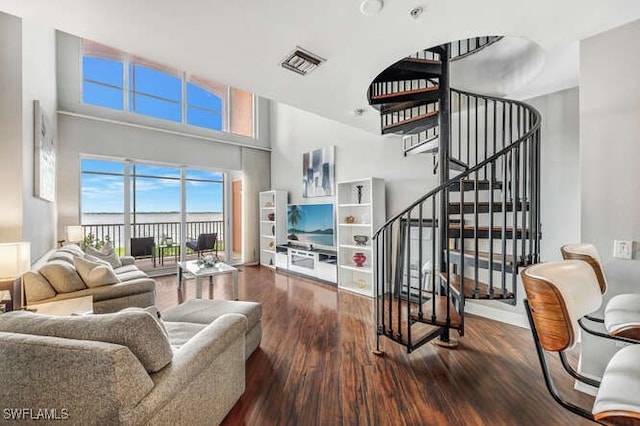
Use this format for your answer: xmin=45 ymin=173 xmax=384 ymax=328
xmin=82 ymin=57 xmax=223 ymax=129
xmin=81 ymin=159 xmax=223 ymax=213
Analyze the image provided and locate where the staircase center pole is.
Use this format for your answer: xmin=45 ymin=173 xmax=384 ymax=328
xmin=438 ymin=44 xmax=452 ymax=344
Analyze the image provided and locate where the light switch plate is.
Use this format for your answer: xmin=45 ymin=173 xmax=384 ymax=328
xmin=613 ymin=240 xmax=633 ymax=259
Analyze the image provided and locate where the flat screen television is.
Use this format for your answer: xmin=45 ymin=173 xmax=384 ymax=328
xmin=287 ymin=203 xmax=335 ymax=248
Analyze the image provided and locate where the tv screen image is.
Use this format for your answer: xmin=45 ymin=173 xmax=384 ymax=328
xmin=287 ymin=203 xmax=335 ymax=247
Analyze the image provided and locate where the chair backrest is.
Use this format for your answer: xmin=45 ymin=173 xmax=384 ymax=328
xmin=131 ymin=237 xmax=155 ymax=257
xmin=521 ymin=260 xmax=602 ymax=352
xmin=560 ymin=243 xmax=608 ymax=294
xmin=196 ymin=233 xmax=217 ymax=250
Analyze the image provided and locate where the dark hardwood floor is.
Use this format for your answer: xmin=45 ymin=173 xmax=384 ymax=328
xmin=154 ymin=266 xmax=593 ymax=426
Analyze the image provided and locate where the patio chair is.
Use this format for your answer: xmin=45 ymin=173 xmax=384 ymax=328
xmin=186 ymin=233 xmax=217 ymax=259
xmin=130 ymin=237 xmax=156 ymax=267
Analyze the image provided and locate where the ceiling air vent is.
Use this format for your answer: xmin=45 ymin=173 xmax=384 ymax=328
xmin=280 ymin=47 xmax=325 ymax=76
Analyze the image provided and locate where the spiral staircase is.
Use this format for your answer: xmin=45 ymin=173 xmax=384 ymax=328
xmin=369 ymin=37 xmax=542 ymax=353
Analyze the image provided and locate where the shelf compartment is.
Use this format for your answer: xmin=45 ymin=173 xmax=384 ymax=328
xmin=340 ymin=264 xmax=372 ymax=274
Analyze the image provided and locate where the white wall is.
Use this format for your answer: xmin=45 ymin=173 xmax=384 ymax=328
xmin=578 ymin=17 xmax=640 ymax=381
xmin=0 ymin=12 xmax=23 ymax=243
xmin=0 ymin=12 xmax=57 ymax=260
xmin=527 ymin=87 xmax=581 ymax=262
xmin=581 ymin=20 xmax=640 ymax=270
xmin=21 ymin=21 xmax=57 ymax=258
xmin=270 ymin=102 xmax=437 ymax=216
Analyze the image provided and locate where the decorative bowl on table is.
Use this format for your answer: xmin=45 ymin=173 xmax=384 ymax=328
xmin=353 ymin=235 xmax=368 ymax=246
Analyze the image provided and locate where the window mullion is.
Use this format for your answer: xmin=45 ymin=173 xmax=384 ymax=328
xmin=124 ymin=53 xmax=130 ymax=112
xmin=182 ymin=71 xmax=187 ymax=125
xmin=226 ymin=85 xmax=231 ymax=133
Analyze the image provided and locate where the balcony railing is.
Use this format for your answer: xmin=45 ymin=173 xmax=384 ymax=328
xmin=78 ymin=220 xmax=224 ymax=256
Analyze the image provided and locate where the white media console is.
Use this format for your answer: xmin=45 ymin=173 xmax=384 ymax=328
xmin=275 ymin=244 xmax=337 ymax=284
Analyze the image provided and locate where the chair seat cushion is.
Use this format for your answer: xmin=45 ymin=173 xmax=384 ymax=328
xmin=604 ymin=294 xmax=640 ymax=339
xmin=593 ymin=344 xmax=640 ymax=419
xmin=163 ymin=299 xmax=262 ymax=330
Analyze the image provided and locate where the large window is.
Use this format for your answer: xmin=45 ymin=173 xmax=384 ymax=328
xmin=82 ymin=57 xmax=124 ymax=110
xmin=130 ymin=64 xmax=182 ymax=122
xmin=81 ymin=40 xmax=253 ymax=137
xmin=80 ymin=158 xmax=227 ymax=268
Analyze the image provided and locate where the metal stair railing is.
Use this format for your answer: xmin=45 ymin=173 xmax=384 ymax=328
xmin=373 ymin=88 xmax=541 ymax=353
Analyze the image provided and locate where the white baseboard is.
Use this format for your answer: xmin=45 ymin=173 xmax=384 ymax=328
xmin=464 ymin=301 xmax=529 ymax=329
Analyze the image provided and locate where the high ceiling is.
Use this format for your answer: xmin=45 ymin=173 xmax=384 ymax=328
xmin=2 ymin=0 xmax=640 ymax=134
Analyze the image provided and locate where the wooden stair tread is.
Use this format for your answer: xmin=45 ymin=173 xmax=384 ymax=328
xmin=448 ymin=201 xmax=530 ymax=214
xmin=371 ymin=86 xmax=438 ymax=101
xmin=449 ymin=180 xmax=503 ymax=191
xmin=447 ymin=248 xmax=522 ymax=266
xmin=449 ymin=224 xmax=530 ymax=232
xmin=382 ymin=111 xmax=438 ymax=131
xmin=403 ymin=58 xmax=441 ymax=65
xmin=381 ymin=100 xmax=437 ymax=115
xmin=378 ymin=294 xmax=462 ymax=346
xmin=440 ymin=273 xmax=515 ymax=300
xmin=410 ymin=295 xmax=462 ymax=328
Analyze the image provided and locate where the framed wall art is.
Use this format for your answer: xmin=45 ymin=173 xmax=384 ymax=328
xmin=34 ymin=100 xmax=56 ymax=202
xmin=302 ymin=146 xmax=335 ymax=197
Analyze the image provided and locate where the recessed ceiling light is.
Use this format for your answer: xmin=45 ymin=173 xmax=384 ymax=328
xmin=360 ymin=0 xmax=384 ymax=16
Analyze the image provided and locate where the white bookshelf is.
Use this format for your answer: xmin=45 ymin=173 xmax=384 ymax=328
xmin=336 ymin=178 xmax=385 ymax=297
xmin=259 ymin=190 xmax=287 ymax=269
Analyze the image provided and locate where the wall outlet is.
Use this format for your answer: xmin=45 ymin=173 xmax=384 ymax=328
xmin=613 ymin=240 xmax=633 ymax=259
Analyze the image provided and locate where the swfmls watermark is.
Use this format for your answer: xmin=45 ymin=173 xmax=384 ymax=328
xmin=3 ymin=408 xmax=69 ymax=421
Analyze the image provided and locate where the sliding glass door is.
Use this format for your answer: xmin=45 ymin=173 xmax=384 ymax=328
xmin=79 ymin=157 xmax=232 ymax=272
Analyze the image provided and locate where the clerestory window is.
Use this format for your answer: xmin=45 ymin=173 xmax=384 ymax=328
xmin=81 ymin=40 xmax=253 ymax=137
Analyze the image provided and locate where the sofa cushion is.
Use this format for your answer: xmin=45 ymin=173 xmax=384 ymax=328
xmin=23 ymin=271 xmax=57 ymax=304
xmin=116 ymin=270 xmax=150 ymax=282
xmin=0 ymin=310 xmax=172 ymax=373
xmin=163 ymin=299 xmax=262 ymax=330
xmin=163 ymin=321 xmax=208 ymax=350
xmin=39 ymin=261 xmax=86 ymax=294
xmin=85 ymin=242 xmax=122 ymax=269
xmin=74 ymin=256 xmax=121 ymax=288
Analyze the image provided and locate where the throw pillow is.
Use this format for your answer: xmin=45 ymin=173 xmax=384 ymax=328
xmin=39 ymin=261 xmax=87 ymax=293
xmin=85 ymin=242 xmax=122 ymax=269
xmin=22 ymin=271 xmax=57 ymax=303
xmin=74 ymin=256 xmax=121 ymax=288
xmin=0 ymin=310 xmax=173 ymax=373
xmin=48 ymin=250 xmax=75 ymax=265
xmin=57 ymin=243 xmax=84 ymax=257
xmin=83 ymin=254 xmax=111 ymax=267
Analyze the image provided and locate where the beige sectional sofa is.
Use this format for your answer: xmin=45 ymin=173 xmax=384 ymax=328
xmin=23 ymin=243 xmax=156 ymax=313
xmin=0 ymin=307 xmax=247 ymax=425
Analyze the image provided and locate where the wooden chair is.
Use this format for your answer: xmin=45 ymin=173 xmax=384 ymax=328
xmin=186 ymin=233 xmax=217 ymax=259
xmin=561 ymin=243 xmax=640 ymax=342
xmin=522 ymin=260 xmax=640 ymax=424
xmin=130 ymin=237 xmax=156 ymax=267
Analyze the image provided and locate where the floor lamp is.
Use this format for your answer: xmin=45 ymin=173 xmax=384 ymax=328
xmin=0 ymin=242 xmax=31 ymax=311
